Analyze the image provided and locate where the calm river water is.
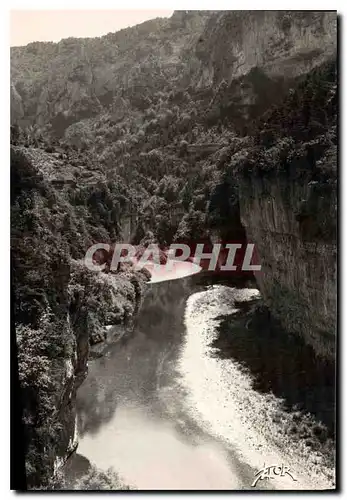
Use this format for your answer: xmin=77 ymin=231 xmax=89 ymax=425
xmin=65 ymin=264 xmax=335 ymax=490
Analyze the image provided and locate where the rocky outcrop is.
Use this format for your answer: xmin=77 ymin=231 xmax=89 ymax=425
xmin=239 ymin=172 xmax=337 ymax=358
xmin=11 ymin=12 xmax=336 ymax=137
xmin=195 ymin=11 xmax=337 ymax=132
xmin=235 ymin=59 xmax=337 ymax=359
xmin=196 ymin=11 xmax=336 ymax=85
xmin=10 ymin=12 xmax=211 ymax=134
xmin=15 ymin=253 xmax=149 ymax=490
xmin=11 ymin=144 xmax=150 ymax=488
xmin=11 ymin=82 xmax=24 ymax=122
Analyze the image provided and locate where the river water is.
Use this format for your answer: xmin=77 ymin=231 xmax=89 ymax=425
xmin=66 ymin=264 xmax=335 ymax=491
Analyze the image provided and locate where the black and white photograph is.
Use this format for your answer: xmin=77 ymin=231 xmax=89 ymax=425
xmin=9 ymin=6 xmax=338 ymax=492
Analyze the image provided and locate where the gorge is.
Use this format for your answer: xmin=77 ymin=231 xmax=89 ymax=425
xmin=11 ymin=10 xmax=337 ymax=490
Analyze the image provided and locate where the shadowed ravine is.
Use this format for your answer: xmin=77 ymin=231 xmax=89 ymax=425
xmin=65 ymin=265 xmax=335 ymax=490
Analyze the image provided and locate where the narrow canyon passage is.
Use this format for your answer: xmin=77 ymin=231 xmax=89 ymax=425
xmin=66 ymin=265 xmax=335 ymax=491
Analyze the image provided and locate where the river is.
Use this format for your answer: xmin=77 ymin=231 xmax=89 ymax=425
xmin=64 ymin=264 xmax=335 ymax=491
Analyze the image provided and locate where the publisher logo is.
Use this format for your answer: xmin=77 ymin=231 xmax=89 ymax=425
xmin=252 ymin=464 xmax=298 ymax=487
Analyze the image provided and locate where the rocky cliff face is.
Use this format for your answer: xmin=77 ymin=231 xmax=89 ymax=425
xmin=196 ymin=11 xmax=336 ymax=84
xmin=11 ymin=12 xmax=336 ymax=135
xmin=10 ymin=11 xmax=211 ymax=134
xmin=239 ymin=173 xmax=336 ymax=358
xmin=235 ymin=60 xmax=337 ymax=359
xmin=11 ymin=145 xmax=149 ymax=488
xmin=194 ymin=11 xmax=337 ymax=133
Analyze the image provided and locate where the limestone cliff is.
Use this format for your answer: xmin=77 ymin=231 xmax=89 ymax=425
xmin=11 ymin=11 xmax=336 ymax=136
xmin=10 ymin=11 xmax=211 ymax=134
xmin=239 ymin=173 xmax=336 ymax=358
xmin=235 ymin=60 xmax=337 ymax=359
xmin=196 ymin=11 xmax=336 ymax=84
xmin=11 ymin=145 xmax=149 ymax=488
xmin=195 ymin=11 xmax=337 ymax=132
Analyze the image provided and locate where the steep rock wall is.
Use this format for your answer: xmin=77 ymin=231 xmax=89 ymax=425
xmin=11 ymin=145 xmax=149 ymax=488
xmin=234 ymin=59 xmax=337 ymax=359
xmin=196 ymin=11 xmax=336 ymax=85
xmin=239 ymin=172 xmax=337 ymax=358
xmin=195 ymin=11 xmax=337 ymax=132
